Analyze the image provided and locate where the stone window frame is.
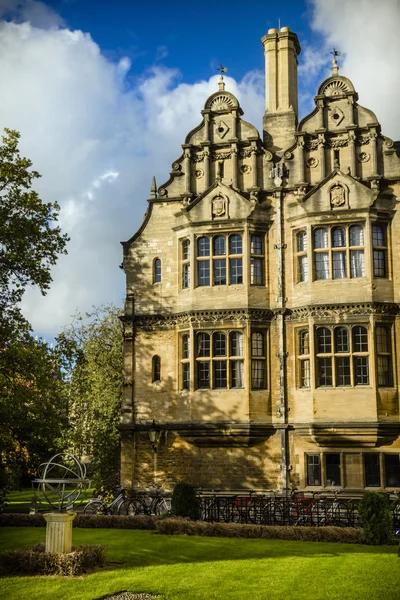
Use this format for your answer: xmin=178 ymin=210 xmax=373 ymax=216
xmin=315 ymin=324 xmax=370 ymax=388
xmin=193 ymin=329 xmax=246 ymax=390
xmin=195 ymin=233 xmax=243 ymax=287
xmin=250 ymin=234 xmax=265 ymax=286
xmin=251 ymin=330 xmax=267 ymax=390
xmin=297 ymin=328 xmax=311 ymax=388
xmin=313 ymin=223 xmax=366 ymax=281
xmin=181 ymin=238 xmax=191 ymax=289
xmin=153 ymin=258 xmax=162 ymax=284
xmin=305 ymin=452 xmax=400 ymax=490
xmin=371 ymin=223 xmax=388 ymax=279
xmin=375 ymin=325 xmax=393 ymax=387
xmin=295 ymin=229 xmax=309 ymax=283
xmin=152 ymin=355 xmax=161 ymax=383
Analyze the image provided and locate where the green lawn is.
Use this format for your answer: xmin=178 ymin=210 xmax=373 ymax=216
xmin=0 ymin=527 xmax=399 ymax=600
xmin=2 ymin=489 xmax=35 ymax=513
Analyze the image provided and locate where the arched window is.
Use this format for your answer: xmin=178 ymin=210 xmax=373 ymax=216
xmin=153 ymin=258 xmax=161 ymax=283
xmin=152 ymin=355 xmax=161 ymax=382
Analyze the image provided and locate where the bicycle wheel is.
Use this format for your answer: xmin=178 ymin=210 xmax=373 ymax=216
xmin=125 ymin=499 xmax=144 ymax=515
xmin=230 ymin=506 xmax=242 ymax=523
xmin=154 ymin=499 xmax=170 ymax=516
xmin=247 ymin=505 xmax=257 ymax=524
xmin=84 ymin=500 xmax=107 ymax=515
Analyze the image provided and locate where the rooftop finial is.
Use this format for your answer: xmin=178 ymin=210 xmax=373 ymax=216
xmin=217 ymin=64 xmax=228 ymax=91
xmin=330 ymin=48 xmax=341 ymax=76
xmin=150 ymin=175 xmax=157 ymax=199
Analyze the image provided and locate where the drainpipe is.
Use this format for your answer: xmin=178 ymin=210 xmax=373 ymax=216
xmin=274 ymin=189 xmax=289 ymax=494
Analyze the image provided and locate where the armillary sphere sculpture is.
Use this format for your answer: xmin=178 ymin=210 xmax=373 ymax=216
xmin=32 ymin=453 xmax=91 ymax=512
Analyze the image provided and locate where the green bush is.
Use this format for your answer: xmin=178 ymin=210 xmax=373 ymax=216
xmin=357 ymin=491 xmax=392 ymax=545
xmin=0 ymin=543 xmax=105 ymax=576
xmin=171 ymin=483 xmax=201 ymax=520
xmin=156 ymin=517 xmax=368 ymax=544
xmin=0 ymin=513 xmax=157 ymax=530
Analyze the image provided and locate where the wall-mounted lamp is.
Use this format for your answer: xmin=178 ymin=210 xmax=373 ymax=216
xmin=148 ymin=420 xmax=161 ymax=453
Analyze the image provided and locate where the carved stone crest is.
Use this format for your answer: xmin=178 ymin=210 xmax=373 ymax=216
xmin=330 ymin=184 xmax=345 ymax=207
xmin=240 ymin=164 xmax=251 ymax=174
xmin=195 ymin=168 xmax=204 ymax=179
xmin=212 ymin=195 xmax=227 ymax=218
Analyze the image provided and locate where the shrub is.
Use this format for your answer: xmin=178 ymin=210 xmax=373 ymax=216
xmin=171 ymin=483 xmax=201 ymax=520
xmin=357 ymin=491 xmax=392 ymax=545
xmin=156 ymin=517 xmax=367 ymax=544
xmin=0 ymin=543 xmax=105 ymax=576
xmin=0 ymin=513 xmax=157 ymax=530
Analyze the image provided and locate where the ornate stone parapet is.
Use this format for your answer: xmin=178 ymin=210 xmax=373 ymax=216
xmin=44 ymin=512 xmax=76 ymax=553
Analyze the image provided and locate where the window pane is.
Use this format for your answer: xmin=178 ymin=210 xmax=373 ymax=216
xmin=349 ymin=225 xmax=364 ymax=246
xmin=251 ymin=235 xmax=263 ymax=255
xmin=213 ymin=236 xmax=226 ymax=256
xmin=251 ymin=360 xmax=265 ymax=388
xmin=373 ymin=250 xmax=386 ymax=277
xmin=182 ymin=335 xmax=190 ymax=359
xmin=318 ymin=357 xmax=332 ymax=386
xmin=213 ymin=332 xmax=226 ymax=357
xmin=251 ymin=258 xmax=264 ymax=285
xmin=231 ymin=360 xmax=244 ymax=388
xmin=315 ymin=252 xmax=329 ymax=279
xmin=197 ymin=362 xmax=210 ymax=388
xmin=336 ymin=357 xmax=351 ymax=386
xmin=332 ymin=227 xmax=346 ymax=247
xmin=326 ymin=454 xmax=341 ymax=486
xmin=197 ymin=333 xmax=210 ymax=357
xmin=198 ymin=260 xmax=210 ymax=286
xmin=300 ymin=359 xmax=310 ymax=388
xmin=307 ymin=455 xmax=321 ymax=486
xmin=333 ymin=252 xmax=347 ymax=279
xmin=377 ymin=356 xmax=392 ymax=387
xmin=152 ymin=356 xmax=160 ymax=382
xmin=230 ymin=258 xmax=243 ymax=284
xmin=298 ymin=255 xmax=308 ymax=282
xmin=252 ymin=332 xmax=264 ymax=356
xmin=314 ymin=228 xmax=328 ymax=249
xmin=214 ymin=360 xmax=227 ymax=388
xmin=182 ymin=362 xmax=190 ymax=390
xmin=229 ymin=235 xmax=242 ymax=254
xmin=335 ymin=328 xmax=349 ymax=353
xmin=213 ymin=259 xmax=226 ymax=285
xmin=182 ymin=239 xmax=190 ymax=260
xmin=182 ymin=263 xmax=190 ymax=288
xmin=350 ymin=250 xmax=365 ymax=277
xmin=300 ymin=331 xmax=309 ymax=355
xmin=376 ymin=327 xmax=389 ymax=353
xmin=317 ymin=328 xmax=332 ymax=353
xmin=364 ymin=454 xmax=380 ymax=487
xmin=198 ymin=237 xmax=210 ymax=257
xmin=354 ymin=356 xmax=369 ymax=385
xmin=372 ymin=225 xmax=385 ymax=246
xmin=297 ymin=230 xmax=307 ymax=252
xmin=230 ymin=332 xmax=244 ymax=356
xmin=384 ymin=454 xmax=400 ymax=487
xmin=353 ymin=326 xmax=368 ymax=352
xmin=154 ymin=259 xmax=161 ymax=283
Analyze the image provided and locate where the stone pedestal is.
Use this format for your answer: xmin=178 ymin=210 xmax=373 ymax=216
xmin=44 ymin=512 xmax=76 ymax=553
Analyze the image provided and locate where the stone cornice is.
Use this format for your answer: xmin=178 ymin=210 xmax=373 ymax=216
xmin=132 ymin=308 xmax=274 ymax=329
xmin=286 ymin=302 xmax=400 ymax=322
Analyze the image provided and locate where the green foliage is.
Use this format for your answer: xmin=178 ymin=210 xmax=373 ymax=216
xmin=171 ymin=483 xmax=201 ymax=520
xmin=358 ymin=491 xmax=393 ymax=545
xmin=58 ymin=305 xmax=123 ymax=489
xmin=0 ymin=543 xmax=105 ymax=576
xmin=0 ymin=129 xmax=69 ymax=504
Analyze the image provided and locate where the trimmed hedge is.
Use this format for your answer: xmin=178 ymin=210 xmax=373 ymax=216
xmin=0 ymin=513 xmax=157 ymax=530
xmin=156 ymin=517 xmax=368 ymax=544
xmin=0 ymin=543 xmax=105 ymax=576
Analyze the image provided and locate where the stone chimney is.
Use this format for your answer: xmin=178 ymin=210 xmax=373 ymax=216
xmin=262 ymin=26 xmax=301 ymax=152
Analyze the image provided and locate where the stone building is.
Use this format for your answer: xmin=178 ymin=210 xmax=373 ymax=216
xmin=120 ymin=27 xmax=400 ymax=494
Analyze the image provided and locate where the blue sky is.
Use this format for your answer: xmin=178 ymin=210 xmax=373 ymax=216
xmin=0 ymin=0 xmax=399 ymax=338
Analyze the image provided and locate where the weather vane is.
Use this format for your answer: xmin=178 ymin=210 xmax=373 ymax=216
xmin=330 ymin=48 xmax=341 ymax=76
xmin=217 ymin=64 xmax=228 ymax=74
xmin=330 ymin=48 xmax=341 ymax=58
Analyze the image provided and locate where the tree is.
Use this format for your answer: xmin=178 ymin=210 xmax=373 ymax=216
xmin=0 ymin=128 xmax=68 ymax=341
xmin=0 ymin=129 xmax=69 ymax=503
xmin=58 ymin=306 xmax=123 ymax=491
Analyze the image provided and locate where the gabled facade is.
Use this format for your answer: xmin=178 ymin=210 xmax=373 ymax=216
xmin=120 ymin=27 xmax=400 ymax=493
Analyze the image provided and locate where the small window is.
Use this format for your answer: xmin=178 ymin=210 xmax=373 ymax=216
xmin=251 ymin=332 xmax=266 ymax=389
xmin=153 ymin=258 xmax=161 ymax=284
xmin=296 ymin=230 xmax=308 ymax=283
xmin=182 ymin=239 xmax=190 ymax=260
xmin=372 ymin=225 xmax=387 ymax=278
xmin=364 ymin=454 xmax=380 ymax=487
xmin=376 ymin=326 xmax=392 ymax=387
xmin=197 ymin=333 xmax=210 ymax=357
xmin=325 ymin=454 xmax=341 ymax=487
xmin=307 ymin=455 xmax=321 ymax=486
xmin=298 ymin=330 xmax=310 ymax=388
xmin=198 ymin=237 xmax=210 ymax=257
xmin=229 ymin=235 xmax=242 ymax=254
xmin=250 ymin=235 xmax=264 ymax=286
xmin=384 ymin=454 xmax=400 ymax=487
xmin=152 ymin=355 xmax=161 ymax=382
xmin=213 ymin=236 xmax=226 ymax=256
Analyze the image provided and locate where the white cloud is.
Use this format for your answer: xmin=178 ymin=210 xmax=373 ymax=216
xmin=309 ymin=0 xmax=400 ymax=139
xmin=0 ymin=18 xmax=264 ymax=337
xmin=0 ymin=0 xmax=63 ymax=27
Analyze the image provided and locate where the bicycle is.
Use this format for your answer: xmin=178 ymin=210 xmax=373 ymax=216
xmin=84 ymin=487 xmax=128 ymax=515
xmin=290 ymin=490 xmax=322 ymax=526
xmin=199 ymin=489 xmax=231 ymax=522
xmin=125 ymin=485 xmax=171 ymax=516
xmin=227 ymin=490 xmax=258 ymax=524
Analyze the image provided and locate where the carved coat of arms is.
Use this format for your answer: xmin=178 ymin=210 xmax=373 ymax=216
xmin=212 ymin=195 xmax=226 ymax=218
xmin=330 ymin=184 xmax=345 ymax=207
